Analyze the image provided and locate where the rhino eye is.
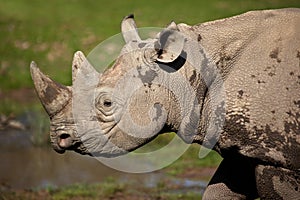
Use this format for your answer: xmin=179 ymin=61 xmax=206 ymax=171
xmin=95 ymin=93 xmax=114 ymax=113
xmin=103 ymin=100 xmax=112 ymax=107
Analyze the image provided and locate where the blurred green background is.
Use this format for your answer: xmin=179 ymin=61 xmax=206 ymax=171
xmin=1 ymin=0 xmax=300 ymax=115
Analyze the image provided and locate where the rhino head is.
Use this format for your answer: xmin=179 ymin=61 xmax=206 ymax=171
xmin=31 ymin=15 xmax=214 ymax=157
xmin=30 ymin=52 xmax=90 ymax=154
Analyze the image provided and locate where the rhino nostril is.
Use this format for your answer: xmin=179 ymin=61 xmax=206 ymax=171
xmin=58 ymin=133 xmax=72 ymax=148
xmin=60 ymin=133 xmax=71 ymax=139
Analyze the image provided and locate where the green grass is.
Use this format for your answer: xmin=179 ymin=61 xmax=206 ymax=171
xmin=1 ymin=176 xmax=203 ymax=200
xmin=0 ymin=178 xmax=125 ymax=200
xmin=48 ymin=177 xmax=125 ymax=200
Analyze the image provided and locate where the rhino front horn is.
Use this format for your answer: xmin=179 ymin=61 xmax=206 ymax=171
xmin=30 ymin=61 xmax=71 ymax=118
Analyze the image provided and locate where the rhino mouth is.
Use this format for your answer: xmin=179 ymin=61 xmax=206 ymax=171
xmin=52 ymin=134 xmax=91 ymax=156
xmin=55 ymin=142 xmax=91 ymax=156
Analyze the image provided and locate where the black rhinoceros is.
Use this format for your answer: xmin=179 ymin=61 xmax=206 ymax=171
xmin=30 ymin=8 xmax=300 ymax=199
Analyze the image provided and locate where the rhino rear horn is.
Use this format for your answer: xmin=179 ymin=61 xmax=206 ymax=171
xmin=72 ymin=51 xmax=86 ymax=83
xmin=30 ymin=61 xmax=71 ymax=118
xmin=72 ymin=51 xmax=99 ymax=83
xmin=121 ymin=14 xmax=141 ymax=43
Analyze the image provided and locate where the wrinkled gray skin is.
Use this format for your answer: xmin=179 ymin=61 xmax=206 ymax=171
xmin=31 ymin=8 xmax=300 ymax=199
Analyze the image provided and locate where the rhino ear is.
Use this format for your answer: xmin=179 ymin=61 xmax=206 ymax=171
xmin=121 ymin=14 xmax=141 ymax=43
xmin=155 ymin=27 xmax=185 ymax=63
xmin=30 ymin=61 xmax=71 ymax=118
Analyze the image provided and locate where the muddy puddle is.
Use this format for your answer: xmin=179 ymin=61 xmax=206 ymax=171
xmin=0 ymin=112 xmax=209 ymax=195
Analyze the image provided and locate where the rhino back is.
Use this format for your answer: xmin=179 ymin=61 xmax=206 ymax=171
xmin=181 ymin=8 xmax=300 ymax=169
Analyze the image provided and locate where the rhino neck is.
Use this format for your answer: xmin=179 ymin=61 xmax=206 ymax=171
xmin=161 ymin=61 xmax=211 ymax=143
xmin=174 ymin=14 xmax=261 ymax=145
